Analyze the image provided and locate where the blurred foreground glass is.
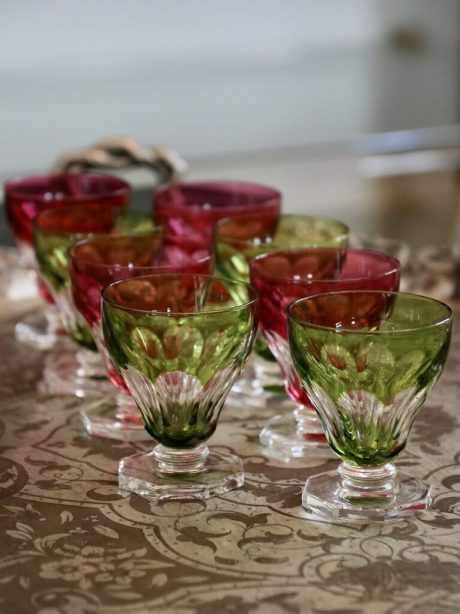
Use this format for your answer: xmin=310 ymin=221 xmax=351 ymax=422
xmin=34 ymin=204 xmax=123 ymax=397
xmin=216 ymin=213 xmax=348 ymax=403
xmin=69 ymin=233 xmax=213 ymax=440
xmin=250 ymin=248 xmax=400 ymax=461
xmin=288 ymin=291 xmax=452 ymax=523
xmin=153 ymin=181 xmax=281 ymax=246
xmin=4 ymin=173 xmax=130 ymax=349
xmin=102 ymin=274 xmax=258 ymax=500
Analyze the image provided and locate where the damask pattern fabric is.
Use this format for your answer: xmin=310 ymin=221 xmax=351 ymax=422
xmin=0 ymin=314 xmax=459 ymax=613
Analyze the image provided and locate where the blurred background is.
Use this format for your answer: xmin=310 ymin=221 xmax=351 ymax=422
xmin=1 ymin=0 xmax=459 ymax=245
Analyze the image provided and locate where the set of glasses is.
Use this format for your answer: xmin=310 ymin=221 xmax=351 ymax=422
xmin=4 ymin=174 xmax=452 ymax=523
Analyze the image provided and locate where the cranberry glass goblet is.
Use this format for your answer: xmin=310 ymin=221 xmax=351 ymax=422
xmin=250 ymin=248 xmax=400 ymax=461
xmin=102 ymin=274 xmax=258 ymax=500
xmin=4 ymin=173 xmax=130 ymax=349
xmin=216 ymin=214 xmax=349 ymax=404
xmin=69 ymin=233 xmax=213 ymax=440
xmin=34 ymin=204 xmax=122 ymax=397
xmin=153 ymin=181 xmax=281 ymax=246
xmin=288 ymin=291 xmax=452 ymax=523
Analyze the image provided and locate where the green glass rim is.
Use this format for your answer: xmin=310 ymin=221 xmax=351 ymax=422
xmin=69 ymin=230 xmax=213 ymax=272
xmin=288 ymin=290 xmax=453 ymax=335
xmin=70 ymin=228 xmax=161 ymax=263
xmin=251 ymin=247 xmax=399 ymax=285
xmin=102 ymin=273 xmax=258 ymax=317
xmin=214 ymin=213 xmax=349 ymax=249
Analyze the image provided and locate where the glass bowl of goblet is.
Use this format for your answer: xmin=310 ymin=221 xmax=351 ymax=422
xmin=250 ymin=248 xmax=400 ymax=461
xmin=288 ymin=290 xmax=452 ymax=523
xmin=102 ymin=273 xmax=258 ymax=500
xmin=34 ymin=203 xmax=124 ymax=398
xmin=153 ymin=180 xmax=281 ymax=246
xmin=215 ymin=213 xmax=349 ymax=405
xmin=69 ymin=232 xmax=214 ymax=440
xmin=4 ymin=173 xmax=130 ymax=349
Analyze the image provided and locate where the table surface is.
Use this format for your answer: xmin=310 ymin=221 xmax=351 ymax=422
xmin=1 ymin=300 xmax=460 ymax=614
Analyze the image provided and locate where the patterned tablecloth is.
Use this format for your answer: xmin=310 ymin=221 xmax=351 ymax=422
xmin=1 ymin=306 xmax=460 ymax=614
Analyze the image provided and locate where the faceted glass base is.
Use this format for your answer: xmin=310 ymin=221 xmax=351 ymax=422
xmin=80 ymin=395 xmax=150 ymax=441
xmin=15 ymin=308 xmax=62 ymax=350
xmin=43 ymin=349 xmax=113 ymax=399
xmin=302 ymin=465 xmax=431 ymax=524
xmin=260 ymin=410 xmax=332 ymax=461
xmin=119 ymin=445 xmax=244 ymax=500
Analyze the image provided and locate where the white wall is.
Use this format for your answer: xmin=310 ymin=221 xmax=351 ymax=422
xmin=0 ymin=0 xmax=458 ymax=174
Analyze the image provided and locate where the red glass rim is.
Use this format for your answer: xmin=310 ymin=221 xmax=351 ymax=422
xmin=154 ymin=180 xmax=281 ymax=212
xmin=69 ymin=231 xmax=213 ymax=272
xmin=4 ymin=172 xmax=130 ymax=203
xmin=250 ymin=248 xmax=400 ymax=285
xmin=102 ymin=273 xmax=258 ymax=316
xmin=34 ymin=203 xmax=123 ymax=236
xmin=215 ymin=213 xmax=349 ymax=247
xmin=287 ymin=290 xmax=452 ymax=334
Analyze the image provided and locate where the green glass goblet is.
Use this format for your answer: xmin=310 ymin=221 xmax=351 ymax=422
xmin=102 ymin=273 xmax=258 ymax=500
xmin=215 ymin=213 xmax=349 ymax=404
xmin=34 ymin=203 xmax=122 ymax=397
xmin=216 ymin=213 xmax=349 ymax=282
xmin=288 ymin=290 xmax=452 ymax=523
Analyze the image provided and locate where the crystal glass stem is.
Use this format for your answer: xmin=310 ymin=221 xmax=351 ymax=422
xmin=337 ymin=462 xmax=397 ymax=503
xmin=153 ymin=444 xmax=210 ymax=474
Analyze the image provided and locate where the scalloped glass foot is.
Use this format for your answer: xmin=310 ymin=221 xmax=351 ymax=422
xmin=80 ymin=396 xmax=150 ymax=441
xmin=15 ymin=308 xmax=62 ymax=350
xmin=43 ymin=349 xmax=113 ymax=399
xmin=260 ymin=411 xmax=333 ymax=461
xmin=302 ymin=468 xmax=431 ymax=524
xmin=119 ymin=446 xmax=244 ymax=500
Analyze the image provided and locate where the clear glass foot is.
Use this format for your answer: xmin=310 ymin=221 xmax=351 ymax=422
xmin=80 ymin=395 xmax=150 ymax=441
xmin=118 ymin=444 xmax=244 ymax=500
xmin=43 ymin=347 xmax=113 ymax=398
xmin=302 ymin=463 xmax=431 ymax=524
xmin=15 ymin=308 xmax=62 ymax=350
xmin=260 ymin=408 xmax=332 ymax=461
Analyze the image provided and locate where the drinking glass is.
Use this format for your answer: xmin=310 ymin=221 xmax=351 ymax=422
xmin=69 ymin=233 xmax=213 ymax=440
xmin=288 ymin=291 xmax=452 ymax=523
xmin=216 ymin=213 xmax=349 ymax=402
xmin=153 ymin=181 xmax=281 ymax=246
xmin=102 ymin=273 xmax=258 ymax=499
xmin=34 ymin=204 xmax=122 ymax=397
xmin=250 ymin=248 xmax=400 ymax=460
xmin=4 ymin=173 xmax=130 ymax=349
